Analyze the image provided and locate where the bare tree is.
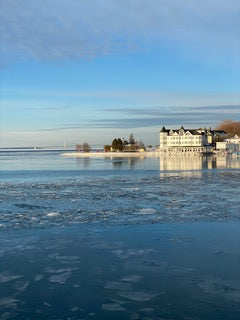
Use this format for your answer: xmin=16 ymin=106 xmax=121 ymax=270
xmin=216 ymin=120 xmax=240 ymax=137
xmin=82 ymin=142 xmax=91 ymax=153
xmin=75 ymin=144 xmax=81 ymax=152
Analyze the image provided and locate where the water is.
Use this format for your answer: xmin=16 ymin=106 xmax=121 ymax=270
xmin=0 ymin=151 xmax=240 ymax=319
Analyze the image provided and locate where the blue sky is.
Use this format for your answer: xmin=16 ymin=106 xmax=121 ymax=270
xmin=0 ymin=0 xmax=240 ymax=147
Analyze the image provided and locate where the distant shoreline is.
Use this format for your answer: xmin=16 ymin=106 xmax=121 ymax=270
xmin=61 ymin=151 xmax=237 ymax=158
xmin=61 ymin=151 xmax=151 ymax=157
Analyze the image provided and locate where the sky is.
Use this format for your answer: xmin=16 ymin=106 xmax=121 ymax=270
xmin=0 ymin=0 xmax=240 ymax=147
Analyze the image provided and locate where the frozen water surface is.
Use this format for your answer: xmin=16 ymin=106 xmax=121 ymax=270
xmin=0 ymin=152 xmax=240 ymax=319
xmin=1 ymin=157 xmax=240 ymax=230
xmin=0 ymin=272 xmax=23 ymax=284
xmin=117 ymin=291 xmax=160 ymax=302
xmin=102 ymin=303 xmax=126 ymax=311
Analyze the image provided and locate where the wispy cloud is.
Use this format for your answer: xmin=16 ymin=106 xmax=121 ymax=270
xmin=28 ymin=104 xmax=239 ymax=131
xmin=2 ymin=88 xmax=240 ymax=108
xmin=1 ymin=0 xmax=240 ymax=64
xmin=104 ymin=105 xmax=240 ymax=116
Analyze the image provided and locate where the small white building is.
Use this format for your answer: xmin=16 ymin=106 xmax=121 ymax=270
xmin=216 ymin=142 xmax=227 ymax=150
xmin=216 ymin=135 xmax=240 ymax=153
xmin=225 ymin=134 xmax=240 ymax=144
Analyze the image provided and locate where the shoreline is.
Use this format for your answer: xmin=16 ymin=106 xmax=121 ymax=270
xmin=61 ymin=151 xmax=209 ymax=158
xmin=61 ymin=151 xmax=238 ymax=158
xmin=61 ymin=151 xmax=152 ymax=157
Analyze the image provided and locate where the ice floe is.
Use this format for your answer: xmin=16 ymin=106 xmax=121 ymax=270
xmin=46 ymin=212 xmax=60 ymax=217
xmin=125 ymin=259 xmax=168 ymax=272
xmin=112 ymin=248 xmax=155 ymax=259
xmin=117 ymin=291 xmax=159 ymax=302
xmin=34 ymin=274 xmax=44 ymax=281
xmin=105 ymin=281 xmax=132 ymax=291
xmin=139 ymin=208 xmax=156 ymax=215
xmin=196 ymin=277 xmax=240 ymax=302
xmin=0 ymin=312 xmax=14 ymax=320
xmin=48 ymin=272 xmax=72 ymax=284
xmin=45 ymin=267 xmax=78 ymax=274
xmin=102 ymin=303 xmax=126 ymax=311
xmin=0 ymin=272 xmax=23 ymax=284
xmin=48 ymin=253 xmax=79 ymax=261
xmin=0 ymin=297 xmax=19 ymax=308
xmin=13 ymin=280 xmax=29 ymax=294
xmin=120 ymin=275 xmax=143 ymax=283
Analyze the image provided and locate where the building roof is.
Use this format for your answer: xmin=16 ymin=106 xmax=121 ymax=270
xmin=161 ymin=127 xmax=202 ymax=135
xmin=160 ymin=126 xmax=227 ymax=136
xmin=160 ymin=126 xmax=169 ymax=133
xmin=213 ymin=130 xmax=226 ymax=134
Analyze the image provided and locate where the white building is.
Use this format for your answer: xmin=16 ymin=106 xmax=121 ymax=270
xmin=159 ymin=126 xmax=211 ymax=153
xmin=225 ymin=134 xmax=240 ymax=144
xmin=216 ymin=135 xmax=240 ymax=153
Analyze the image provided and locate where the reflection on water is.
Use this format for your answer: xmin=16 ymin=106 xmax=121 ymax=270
xmin=112 ymin=157 xmax=139 ymax=169
xmin=77 ymin=156 xmax=146 ymax=170
xmin=216 ymin=156 xmax=240 ymax=169
xmin=0 ymin=150 xmax=240 ymax=171
xmin=75 ymin=155 xmax=240 ymax=172
xmin=159 ymin=155 xmax=240 ymax=172
xmin=76 ymin=156 xmax=91 ymax=169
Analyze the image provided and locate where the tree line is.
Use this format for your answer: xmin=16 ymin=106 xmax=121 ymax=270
xmin=104 ymin=134 xmax=145 ymax=152
xmin=216 ymin=120 xmax=240 ymax=137
xmin=75 ymin=142 xmax=91 ymax=153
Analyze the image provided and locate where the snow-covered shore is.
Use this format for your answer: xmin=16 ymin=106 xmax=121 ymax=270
xmin=61 ymin=151 xmax=154 ymax=157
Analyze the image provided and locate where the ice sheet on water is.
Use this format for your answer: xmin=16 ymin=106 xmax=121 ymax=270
xmin=48 ymin=253 xmax=79 ymax=261
xmin=112 ymin=248 xmax=155 ymax=259
xmin=91 ymin=240 xmax=124 ymax=250
xmin=0 ymin=297 xmax=19 ymax=308
xmin=0 ymin=272 xmax=23 ymax=283
xmin=120 ymin=275 xmax=143 ymax=283
xmin=48 ymin=272 xmax=72 ymax=284
xmin=102 ymin=303 xmax=126 ymax=311
xmin=55 ymin=255 xmax=79 ymax=261
xmin=46 ymin=212 xmax=60 ymax=217
xmin=0 ymin=237 xmax=38 ymax=256
xmin=196 ymin=277 xmax=240 ymax=302
xmin=34 ymin=274 xmax=44 ymax=281
xmin=117 ymin=291 xmax=159 ymax=302
xmin=139 ymin=208 xmax=156 ymax=215
xmin=71 ymin=306 xmax=81 ymax=312
xmin=105 ymin=281 xmax=132 ymax=291
xmin=110 ymin=298 xmax=129 ymax=305
xmin=168 ymin=237 xmax=192 ymax=243
xmin=1 ymin=312 xmax=14 ymax=320
xmin=125 ymin=259 xmax=168 ymax=273
xmin=121 ymin=187 xmax=140 ymax=192
xmin=44 ymin=267 xmax=78 ymax=274
xmin=168 ymin=266 xmax=195 ymax=276
xmin=1 ymin=170 xmax=240 ymax=230
xmin=13 ymin=280 xmax=29 ymax=293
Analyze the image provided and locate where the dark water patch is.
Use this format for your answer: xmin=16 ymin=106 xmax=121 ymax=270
xmin=0 ymin=223 xmax=240 ymax=319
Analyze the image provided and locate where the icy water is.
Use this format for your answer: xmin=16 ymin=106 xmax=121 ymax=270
xmin=0 ymin=151 xmax=240 ymax=319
